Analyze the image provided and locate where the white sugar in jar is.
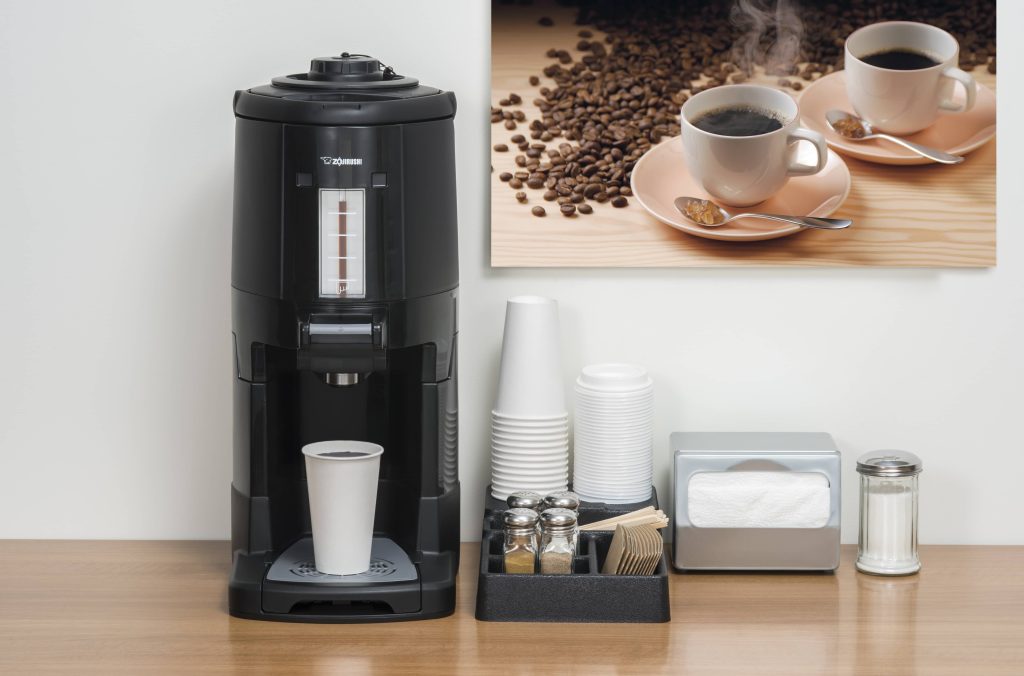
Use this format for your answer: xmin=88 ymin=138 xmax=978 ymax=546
xmin=856 ymin=450 xmax=923 ymax=576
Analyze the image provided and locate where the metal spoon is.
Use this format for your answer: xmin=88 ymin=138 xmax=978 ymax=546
xmin=825 ymin=110 xmax=964 ymax=165
xmin=674 ymin=197 xmax=852 ymax=230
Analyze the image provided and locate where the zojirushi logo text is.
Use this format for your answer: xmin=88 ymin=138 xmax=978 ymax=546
xmin=319 ymin=157 xmax=363 ymax=166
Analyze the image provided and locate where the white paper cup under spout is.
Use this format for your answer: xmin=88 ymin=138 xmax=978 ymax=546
xmin=302 ymin=440 xmax=383 ymax=575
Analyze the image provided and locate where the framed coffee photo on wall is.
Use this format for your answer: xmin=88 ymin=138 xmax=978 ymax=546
xmin=489 ymin=0 xmax=996 ymax=267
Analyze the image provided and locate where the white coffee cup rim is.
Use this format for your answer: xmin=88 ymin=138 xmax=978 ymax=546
xmin=302 ymin=440 xmax=383 ymax=461
xmin=493 ymin=464 xmax=570 ymax=472
xmin=577 ymin=363 xmax=650 ymax=389
xmin=492 ymin=444 xmax=569 ymax=453
xmin=574 ymin=492 xmax=653 ymax=502
xmin=493 ymin=469 xmax=569 ymax=477
xmin=574 ymin=452 xmax=653 ymax=462
xmin=492 ymin=409 xmax=569 ymax=421
xmin=574 ymin=472 xmax=653 ymax=481
xmin=681 ymin=84 xmax=797 ymax=140
xmin=493 ymin=429 xmax=569 ymax=437
xmin=574 ymin=483 xmax=653 ymax=491
xmin=507 ymin=294 xmax=557 ymax=306
xmin=492 ymin=430 xmax=569 ymax=438
xmin=845 ymin=20 xmax=957 ymax=74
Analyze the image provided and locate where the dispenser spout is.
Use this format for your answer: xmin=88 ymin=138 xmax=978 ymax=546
xmin=324 ymin=373 xmax=360 ymax=387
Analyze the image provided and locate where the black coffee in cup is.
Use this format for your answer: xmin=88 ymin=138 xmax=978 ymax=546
xmin=692 ymin=106 xmax=784 ymax=137
xmin=320 ymin=450 xmax=371 ymax=458
xmin=861 ymin=49 xmax=940 ymax=70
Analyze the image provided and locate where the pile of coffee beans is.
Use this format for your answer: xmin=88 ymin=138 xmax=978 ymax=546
xmin=490 ymin=79 xmax=642 ymax=217
xmin=493 ymin=0 xmax=995 ymax=217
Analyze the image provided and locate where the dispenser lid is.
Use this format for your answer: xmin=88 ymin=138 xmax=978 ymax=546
xmin=234 ymin=52 xmax=456 ymax=126
xmin=856 ymin=450 xmax=923 ymax=477
xmin=273 ymin=53 xmax=421 ymax=90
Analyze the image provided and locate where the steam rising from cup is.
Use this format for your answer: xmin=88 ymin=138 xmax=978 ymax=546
xmin=730 ymin=0 xmax=804 ymax=75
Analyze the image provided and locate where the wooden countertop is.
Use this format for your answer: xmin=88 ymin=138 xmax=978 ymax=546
xmin=1 ymin=542 xmax=1022 ymax=674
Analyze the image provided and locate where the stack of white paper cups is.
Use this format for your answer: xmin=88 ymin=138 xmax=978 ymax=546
xmin=572 ymin=364 xmax=654 ymax=504
xmin=490 ymin=296 xmax=569 ymax=500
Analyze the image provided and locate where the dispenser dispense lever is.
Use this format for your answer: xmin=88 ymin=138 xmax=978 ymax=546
xmin=308 ymin=323 xmax=373 ymax=338
xmin=303 ymin=321 xmax=379 ymax=386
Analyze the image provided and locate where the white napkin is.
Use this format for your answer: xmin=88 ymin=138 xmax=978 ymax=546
xmin=687 ymin=471 xmax=830 ymax=528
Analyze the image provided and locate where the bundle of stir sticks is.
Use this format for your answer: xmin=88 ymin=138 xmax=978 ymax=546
xmin=578 ymin=506 xmax=669 ymax=532
xmin=600 ymin=522 xmax=664 ymax=575
xmin=581 ymin=507 xmax=668 ymax=576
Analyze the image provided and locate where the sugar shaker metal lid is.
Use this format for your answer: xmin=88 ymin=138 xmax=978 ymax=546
xmin=506 ymin=491 xmax=544 ymax=510
xmin=540 ymin=507 xmax=577 ymax=529
xmin=503 ymin=507 xmax=540 ymax=528
xmin=543 ymin=491 xmax=580 ymax=511
xmin=856 ymin=450 xmax=923 ymax=477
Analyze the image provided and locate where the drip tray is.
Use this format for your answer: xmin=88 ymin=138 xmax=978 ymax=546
xmin=267 ymin=537 xmax=418 ymax=585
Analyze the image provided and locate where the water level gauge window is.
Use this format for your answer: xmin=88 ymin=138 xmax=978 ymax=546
xmin=318 ymin=188 xmax=366 ymax=298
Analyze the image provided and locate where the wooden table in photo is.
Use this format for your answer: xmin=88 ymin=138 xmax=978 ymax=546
xmin=1 ymin=541 xmax=1023 ymax=674
xmin=490 ymin=3 xmax=996 ymax=267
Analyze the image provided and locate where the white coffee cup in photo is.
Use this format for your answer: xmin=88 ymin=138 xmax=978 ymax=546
xmin=302 ymin=440 xmax=383 ymax=575
xmin=680 ymin=85 xmax=828 ymax=207
xmin=845 ymin=21 xmax=976 ymax=135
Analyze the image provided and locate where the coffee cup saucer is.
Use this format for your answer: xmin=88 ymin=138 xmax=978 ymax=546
xmin=799 ymin=70 xmax=996 ymax=165
xmin=631 ymin=136 xmax=851 ymax=242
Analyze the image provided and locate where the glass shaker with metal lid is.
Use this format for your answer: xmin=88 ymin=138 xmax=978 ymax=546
xmin=856 ymin=450 xmax=923 ymax=576
xmin=507 ymin=492 xmax=544 ymax=546
xmin=542 ymin=494 xmax=580 ymax=550
xmin=542 ymin=491 xmax=580 ymax=516
xmin=506 ymin=491 xmax=544 ymax=511
xmin=539 ymin=508 xmax=578 ymax=575
xmin=503 ymin=508 xmax=539 ymax=574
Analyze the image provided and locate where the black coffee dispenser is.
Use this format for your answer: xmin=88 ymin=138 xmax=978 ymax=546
xmin=228 ymin=54 xmax=459 ymax=622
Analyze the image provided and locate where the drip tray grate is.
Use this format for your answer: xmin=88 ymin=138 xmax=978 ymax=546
xmin=266 ymin=537 xmax=418 ymax=585
xmin=289 ymin=558 xmax=397 ymax=579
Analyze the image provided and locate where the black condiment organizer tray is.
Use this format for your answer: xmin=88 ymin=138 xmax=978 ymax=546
xmin=474 ymin=486 xmax=670 ymax=623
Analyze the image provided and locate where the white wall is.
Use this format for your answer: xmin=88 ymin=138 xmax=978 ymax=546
xmin=1 ymin=0 xmax=1021 ymax=543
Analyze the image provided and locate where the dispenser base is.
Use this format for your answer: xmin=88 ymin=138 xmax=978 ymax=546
xmin=266 ymin=537 xmax=418 ymax=585
xmin=229 ymin=537 xmax=457 ymax=623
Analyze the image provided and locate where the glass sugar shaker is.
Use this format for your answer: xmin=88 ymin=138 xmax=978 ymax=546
xmin=539 ymin=508 xmax=577 ymax=575
xmin=856 ymin=450 xmax=923 ymax=576
xmin=503 ymin=508 xmax=539 ymax=575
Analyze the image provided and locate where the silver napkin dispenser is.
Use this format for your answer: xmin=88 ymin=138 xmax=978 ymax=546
xmin=672 ymin=432 xmax=841 ymax=571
